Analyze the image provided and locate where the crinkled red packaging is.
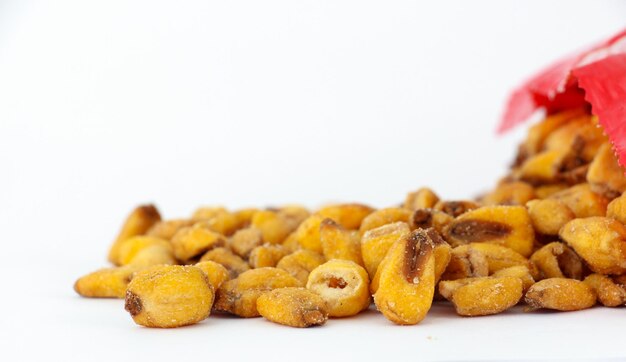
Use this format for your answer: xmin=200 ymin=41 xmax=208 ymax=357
xmin=499 ymin=29 xmax=626 ymax=168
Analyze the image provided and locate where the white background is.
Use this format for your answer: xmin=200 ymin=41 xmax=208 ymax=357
xmin=1 ymin=1 xmax=625 ymax=361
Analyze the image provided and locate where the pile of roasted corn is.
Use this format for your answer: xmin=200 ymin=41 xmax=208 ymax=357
xmin=75 ymin=109 xmax=626 ymax=328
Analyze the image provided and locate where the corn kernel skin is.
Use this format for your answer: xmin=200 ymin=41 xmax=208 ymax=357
xmin=559 ymin=217 xmax=626 ymax=275
xmin=583 ymin=274 xmax=626 ymax=307
xmin=439 ymin=276 xmax=523 ymax=316
xmin=171 ymin=225 xmax=226 ymax=262
xmin=74 ymin=265 xmax=140 ymax=298
xmin=374 ymin=229 xmax=435 ymax=325
xmin=125 ymin=265 xmax=214 ymax=328
xmin=526 ymin=199 xmax=574 ymax=236
xmin=276 ymin=250 xmax=326 ymax=284
xmin=530 ymin=242 xmax=582 ymax=280
xmin=214 ymin=268 xmax=301 ymax=317
xmin=361 ymin=222 xmax=411 ymax=280
xmin=307 ymin=260 xmax=370 ymax=318
xmin=195 ymin=261 xmax=230 ymax=291
xmin=317 ymin=203 xmax=374 ymax=230
xmin=320 ymin=218 xmax=363 ymax=266
xmin=524 ymin=278 xmax=596 ymax=311
xmin=257 ymin=287 xmax=329 ymax=328
xmin=404 ymin=188 xmax=440 ymax=210
xmin=249 ymin=244 xmax=289 ymax=268
xmin=359 ymin=208 xmax=413 ymax=236
xmin=108 ymin=205 xmax=161 ymax=265
xmin=200 ymin=247 xmax=250 ymax=279
xmin=587 ymin=143 xmax=626 ymax=198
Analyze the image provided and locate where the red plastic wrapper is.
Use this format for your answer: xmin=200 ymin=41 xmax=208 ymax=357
xmin=499 ymin=29 xmax=626 ymax=168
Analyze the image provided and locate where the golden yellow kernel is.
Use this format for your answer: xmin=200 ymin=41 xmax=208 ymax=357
xmin=277 ymin=205 xmax=310 ymax=226
xmin=230 ymin=228 xmax=264 ymax=258
xmin=320 ymin=218 xmax=363 ymax=266
xmin=317 ymin=203 xmax=374 ymax=230
xmin=409 ymin=208 xmax=453 ymax=235
xmin=125 ymin=265 xmax=213 ymax=328
xmin=257 ymin=287 xmax=328 ymax=328
xmin=276 ymin=249 xmax=326 ymax=284
xmin=251 ymin=210 xmax=299 ymax=245
xmin=430 ymin=229 xmax=452 ymax=284
xmin=482 ymin=181 xmax=536 ymax=206
xmin=373 ymin=229 xmax=435 ymax=325
xmin=200 ymin=247 xmax=250 ymax=279
xmin=518 ymin=150 xmax=567 ymax=184
xmin=404 ymin=188 xmax=440 ymax=210
xmin=529 ymin=242 xmax=583 ymax=280
xmin=290 ymin=214 xmax=325 ymax=253
xmin=108 ymin=204 xmax=161 ymax=265
xmin=307 ymin=259 xmax=370 ymax=318
xmin=524 ymin=278 xmax=596 ymax=311
xmin=192 ymin=207 xmax=241 ymax=236
xmin=214 ymin=268 xmax=301 ymax=317
xmin=434 ymin=200 xmax=480 ymax=218
xmin=559 ymin=217 xmax=626 ymax=275
xmin=440 ymin=244 xmax=489 ymax=281
xmin=74 ymin=265 xmax=140 ymax=298
xmin=549 ymin=184 xmax=609 ymax=218
xmin=232 ymin=208 xmax=260 ymax=229
xmin=171 ymin=225 xmax=226 ymax=262
xmin=116 ymin=236 xmax=172 ymax=266
xmin=448 ymin=243 xmax=531 ymax=276
xmin=359 ymin=207 xmax=412 ymax=236
xmin=523 ymin=108 xmax=586 ymax=155
xmin=526 ymin=199 xmax=575 ymax=235
xmin=439 ymin=276 xmax=523 ymax=316
xmin=492 ymin=265 xmax=535 ymax=292
xmin=587 ymin=143 xmax=626 ymax=198
xmin=534 ymin=184 xmax=569 ymax=199
xmin=443 ymin=205 xmax=534 ymax=257
xmin=361 ymin=222 xmax=411 ymax=279
xmin=146 ymin=219 xmax=194 ymax=241
xmin=281 ymin=233 xmax=302 ymax=253
xmin=583 ymin=274 xmax=626 ymax=307
xmin=607 ymin=193 xmax=626 ymax=225
xmin=249 ymin=244 xmax=289 ymax=268
xmin=195 ymin=260 xmax=230 ymax=291
xmin=128 ymin=244 xmax=177 ymax=267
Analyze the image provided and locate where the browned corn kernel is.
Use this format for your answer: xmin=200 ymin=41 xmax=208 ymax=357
xmin=373 ymin=229 xmax=435 ymax=325
xmin=523 ymin=108 xmax=586 ymax=155
xmin=607 ymin=193 xmax=626 ymax=224
xmin=559 ymin=217 xmax=626 ymax=275
xmin=404 ymin=188 xmax=440 ymax=210
xmin=549 ymin=184 xmax=609 ymax=218
xmin=583 ymin=274 xmax=626 ymax=307
xmin=249 ymin=244 xmax=289 ymax=268
xmin=192 ymin=207 xmax=241 ymax=236
xmin=518 ymin=150 xmax=566 ymax=183
xmin=434 ymin=200 xmax=480 ymax=218
xmin=587 ymin=143 xmax=626 ymax=198
xmin=290 ymin=214 xmax=325 ymax=253
xmin=319 ymin=218 xmax=363 ymax=266
xmin=526 ymin=199 xmax=575 ymax=235
xmin=450 ymin=243 xmax=532 ymax=275
xmin=200 ymin=247 xmax=250 ymax=278
xmin=482 ymin=181 xmax=536 ymax=206
xmin=171 ymin=224 xmax=226 ymax=262
xmin=251 ymin=210 xmax=298 ymax=245
xmin=230 ymin=227 xmax=263 ymax=258
xmin=125 ymin=265 xmax=213 ymax=328
xmin=409 ymin=208 xmax=453 ymax=235
xmin=440 ymin=244 xmax=489 ymax=281
xmin=534 ymin=184 xmax=569 ymax=199
xmin=359 ymin=207 xmax=413 ymax=236
xmin=361 ymin=222 xmax=411 ymax=279
xmin=543 ymin=115 xmax=606 ymax=161
xmin=439 ymin=276 xmax=523 ymax=316
xmin=276 ymin=249 xmax=326 ymax=284
xmin=194 ymin=260 xmax=230 ymax=291
xmin=128 ymin=245 xmax=177 ymax=267
xmin=530 ymin=242 xmax=583 ymax=280
xmin=492 ymin=266 xmax=535 ymax=292
xmin=257 ymin=287 xmax=329 ymax=328
xmin=524 ymin=278 xmax=596 ymax=311
xmin=317 ymin=203 xmax=374 ymax=230
xmin=214 ymin=267 xmax=301 ymax=317
xmin=443 ymin=205 xmax=534 ymax=257
xmin=74 ymin=265 xmax=140 ymax=298
xmin=108 ymin=204 xmax=161 ymax=265
xmin=306 ymin=259 xmax=370 ymax=318
xmin=116 ymin=236 xmax=172 ymax=266
xmin=146 ymin=219 xmax=194 ymax=241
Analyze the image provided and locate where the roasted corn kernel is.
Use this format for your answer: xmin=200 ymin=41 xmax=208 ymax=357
xmin=359 ymin=207 xmax=412 ymax=235
xmin=195 ymin=260 xmax=230 ymax=291
xmin=526 ymin=199 xmax=575 ymax=236
xmin=529 ymin=242 xmax=583 ymax=280
xmin=108 ymin=204 xmax=161 ymax=265
xmin=230 ymin=227 xmax=264 ymax=258
xmin=116 ymin=236 xmax=172 ymax=266
xmin=583 ymin=273 xmax=626 ymax=307
xmin=146 ymin=219 xmax=194 ymax=241
xmin=200 ymin=247 xmax=250 ymax=278
xmin=587 ymin=143 xmax=626 ymax=198
xmin=74 ymin=265 xmax=140 ymax=298
xmin=492 ymin=265 xmax=535 ymax=292
xmin=404 ymin=188 xmax=440 ymax=210
xmin=440 ymin=244 xmax=489 ymax=281
xmin=607 ymin=193 xmax=626 ymax=224
xmin=251 ymin=210 xmax=297 ymax=245
xmin=171 ymin=224 xmax=226 ymax=262
xmin=439 ymin=276 xmax=523 ymax=316
xmin=319 ymin=218 xmax=363 ymax=266
xmin=257 ymin=287 xmax=328 ymax=328
xmin=409 ymin=208 xmax=453 ymax=235
xmin=360 ymin=222 xmax=411 ymax=279
xmin=276 ymin=249 xmax=326 ymax=284
xmin=290 ymin=214 xmax=325 ymax=253
xmin=549 ymin=184 xmax=609 ymax=218
xmin=482 ymin=181 xmax=536 ymax=206
xmin=434 ymin=200 xmax=480 ymax=218
xmin=524 ymin=278 xmax=596 ymax=311
xmin=249 ymin=244 xmax=289 ymax=268
xmin=317 ymin=203 xmax=374 ymax=230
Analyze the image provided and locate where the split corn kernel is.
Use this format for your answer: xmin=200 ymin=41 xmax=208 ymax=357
xmin=317 ymin=203 xmax=374 ymax=230
xmin=230 ymin=227 xmax=264 ymax=258
xmin=74 ymin=265 xmax=140 ymax=298
xmin=524 ymin=278 xmax=596 ymax=311
xmin=200 ymin=247 xmax=250 ymax=279
xmin=439 ymin=276 xmax=523 ymax=316
xmin=108 ymin=204 xmax=161 ymax=265
xmin=359 ymin=207 xmax=412 ymax=236
xmin=171 ymin=224 xmax=226 ymax=262
xmin=360 ymin=222 xmax=411 ymax=279
xmin=526 ymin=199 xmax=574 ymax=235
xmin=257 ymin=287 xmax=329 ymax=328
xmin=529 ymin=242 xmax=583 ymax=280
xmin=249 ymin=244 xmax=289 ymax=268
xmin=306 ymin=259 xmax=370 ymax=318
xmin=404 ymin=188 xmax=440 ymax=210
xmin=125 ymin=265 xmax=214 ymax=328
xmin=587 ymin=143 xmax=626 ymax=198
xmin=214 ymin=267 xmax=301 ymax=317
xmin=195 ymin=260 xmax=230 ymax=291
xmin=320 ymin=218 xmax=363 ymax=266
xmin=276 ymin=249 xmax=326 ymax=284
xmin=373 ymin=229 xmax=435 ymax=325
xmin=583 ymin=274 xmax=626 ymax=307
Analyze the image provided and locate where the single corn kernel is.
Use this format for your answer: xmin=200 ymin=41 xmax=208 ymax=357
xmin=281 ymin=233 xmax=302 ymax=253
xmin=108 ymin=204 xmax=161 ymax=265
xmin=409 ymin=208 xmax=453 ymax=235
xmin=524 ymin=278 xmax=596 ymax=311
xmin=306 ymin=259 xmax=370 ymax=318
xmin=549 ymin=184 xmax=609 ymax=218
xmin=290 ymin=214 xmax=325 ymax=253
xmin=373 ymin=229 xmax=435 ymax=325
xmin=534 ymin=184 xmax=568 ymax=199
xmin=277 ymin=205 xmax=311 ymax=226
xmin=529 ymin=242 xmax=583 ymax=280
xmin=482 ymin=181 xmax=536 ymax=206
xmin=128 ymin=244 xmax=177 ymax=267
xmin=171 ymin=224 xmax=226 ymax=262
xmin=276 ymin=249 xmax=326 ymax=284
xmin=359 ymin=207 xmax=412 ymax=236
xmin=146 ymin=219 xmax=194 ymax=241
xmin=559 ymin=217 xmax=626 ymax=275
xmin=320 ymin=218 xmax=363 ymax=266
xmin=232 ymin=208 xmax=260 ymax=229
xmin=518 ymin=150 xmax=567 ymax=184
xmin=492 ymin=266 xmax=535 ymax=292
xmin=74 ymin=265 xmax=140 ymax=298
xmin=230 ymin=227 xmax=264 ymax=258
xmin=125 ymin=265 xmax=213 ymax=328
xmin=583 ymin=274 xmax=626 ymax=307
xmin=251 ymin=210 xmax=298 ymax=245
xmin=214 ymin=267 xmax=301 ymax=317
xmin=446 ymin=242 xmax=533 ymax=277
xmin=192 ymin=208 xmax=241 ymax=236
xmin=317 ymin=203 xmax=374 ymax=230
xmin=404 ymin=188 xmax=440 ymax=210
xmin=195 ymin=260 xmax=230 ymax=291
xmin=440 ymin=244 xmax=489 ymax=281
xmin=523 ymin=109 xmax=586 ymax=155
xmin=249 ymin=244 xmax=289 ymax=268
xmin=361 ymin=222 xmax=411 ymax=279
xmin=587 ymin=143 xmax=626 ymax=198
xmin=434 ymin=200 xmax=480 ymax=218
xmin=200 ymin=247 xmax=250 ymax=279
xmin=543 ymin=116 xmax=606 ymax=162
xmin=526 ymin=199 xmax=575 ymax=236
xmin=257 ymin=287 xmax=329 ymax=328
xmin=439 ymin=276 xmax=523 ymax=316
xmin=607 ymin=193 xmax=626 ymax=225
xmin=443 ymin=205 xmax=534 ymax=257
xmin=116 ymin=236 xmax=172 ymax=266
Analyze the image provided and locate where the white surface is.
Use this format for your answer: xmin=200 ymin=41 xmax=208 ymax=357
xmin=1 ymin=1 xmax=625 ymax=361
